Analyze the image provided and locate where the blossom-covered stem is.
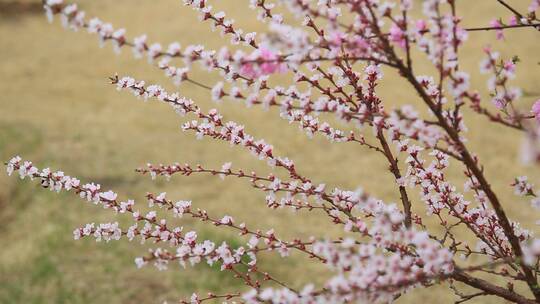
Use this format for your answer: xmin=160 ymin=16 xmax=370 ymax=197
xmin=376 ymin=130 xmax=412 ymax=228
xmin=433 ymin=145 xmax=463 ymax=161
xmin=5 ymin=157 xmax=306 ymax=295
xmin=398 ymin=62 xmax=540 ymax=301
xmin=361 ymin=3 xmax=538 ymax=292
xmin=275 ymin=0 xmax=351 ymax=31
xmin=141 ymin=249 xmax=260 ymax=289
xmin=300 ymin=260 xmax=533 ymax=304
xmin=229 ymin=265 xmax=259 ymax=289
xmin=183 ymin=0 xmax=259 ymax=49
xmin=474 ymin=50 xmax=529 ymax=128
xmin=467 ymin=93 xmax=527 ymax=131
xmin=137 ymin=163 xmax=370 ymax=233
xmin=3 ymin=159 xmax=186 ymax=244
xmin=110 ymin=75 xmax=312 ymax=184
xmin=406 ymin=151 xmax=512 ymax=262
xmin=302 ymin=260 xmax=536 ymax=304
xmin=241 ymin=54 xmax=398 ymax=67
xmin=433 ymin=5 xmax=447 ymax=108
xmin=179 ymin=292 xmax=241 ymax=304
xmin=449 ymin=0 xmax=460 ymax=70
xmin=402 ymin=6 xmax=413 ymax=71
xmin=145 ymin=192 xmax=329 ymax=262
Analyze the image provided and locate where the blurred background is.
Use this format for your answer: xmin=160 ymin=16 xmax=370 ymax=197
xmin=1 ymin=0 xmax=540 ymax=303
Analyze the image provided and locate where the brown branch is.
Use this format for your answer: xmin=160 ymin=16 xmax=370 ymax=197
xmin=496 ymin=0 xmax=524 ymax=18
xmin=453 ymin=271 xmax=537 ymax=304
xmin=399 ymin=64 xmax=540 ymax=302
xmin=376 ymin=130 xmax=412 ymax=228
xmin=466 ymin=23 xmax=540 ymax=32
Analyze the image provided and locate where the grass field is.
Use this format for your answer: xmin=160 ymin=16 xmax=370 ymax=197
xmin=1 ymin=1 xmax=540 ymax=303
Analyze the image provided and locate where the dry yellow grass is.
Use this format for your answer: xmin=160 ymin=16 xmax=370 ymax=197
xmin=1 ymin=1 xmax=540 ymax=303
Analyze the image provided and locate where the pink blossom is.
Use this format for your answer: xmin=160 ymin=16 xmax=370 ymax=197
xmin=532 ymin=99 xmax=540 ymax=123
xmin=239 ymin=62 xmax=256 ymax=78
xmin=508 ymin=16 xmax=518 ymax=26
xmin=240 ymin=48 xmax=285 ymax=78
xmin=389 ymin=24 xmax=407 ymax=49
xmin=490 ymin=19 xmax=504 ymax=40
xmin=492 ymin=96 xmax=506 ymax=110
xmin=257 ymin=48 xmax=280 ymax=75
xmin=503 ymin=60 xmax=516 ymax=76
xmin=416 ymin=19 xmax=427 ymax=33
